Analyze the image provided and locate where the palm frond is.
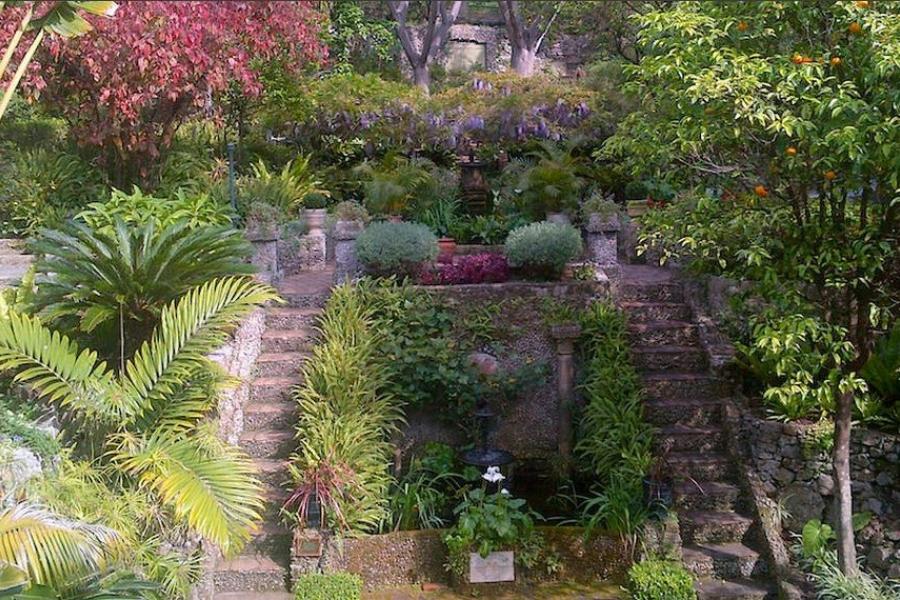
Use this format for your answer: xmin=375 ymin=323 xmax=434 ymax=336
xmin=109 ymin=432 xmax=263 ymax=555
xmin=0 ymin=311 xmax=126 ymax=421
xmin=0 ymin=504 xmax=123 ymax=593
xmin=121 ymin=277 xmax=280 ymax=419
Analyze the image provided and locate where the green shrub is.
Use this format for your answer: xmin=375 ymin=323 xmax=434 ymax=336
xmin=626 ymin=560 xmax=696 ymax=600
xmin=237 ymin=156 xmax=325 ymax=218
xmin=504 ymin=221 xmax=582 ymax=279
xmin=331 ymin=201 xmax=369 ymax=223
xmin=355 ymin=221 xmax=437 ymax=277
xmin=293 ymin=573 xmax=362 ymax=600
xmin=78 ymin=186 xmax=232 ymax=233
xmin=288 ymin=284 xmax=403 ymax=533
xmin=245 ymin=201 xmax=281 ymax=238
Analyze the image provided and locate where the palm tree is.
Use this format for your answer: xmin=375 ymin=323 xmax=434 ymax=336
xmin=0 ymin=277 xmax=279 ymax=555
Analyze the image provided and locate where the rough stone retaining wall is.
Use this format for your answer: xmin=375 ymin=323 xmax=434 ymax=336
xmin=411 ymin=280 xmax=610 ymax=464
xmin=741 ymin=413 xmax=900 ymax=579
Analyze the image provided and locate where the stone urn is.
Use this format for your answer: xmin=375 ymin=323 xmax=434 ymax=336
xmin=584 ymin=213 xmax=621 ymax=267
xmin=303 ymin=208 xmax=327 ymax=236
xmin=333 ymin=220 xmax=365 ymax=282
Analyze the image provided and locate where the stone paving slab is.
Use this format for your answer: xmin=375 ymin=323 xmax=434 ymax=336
xmin=364 ymin=581 xmax=623 ymax=600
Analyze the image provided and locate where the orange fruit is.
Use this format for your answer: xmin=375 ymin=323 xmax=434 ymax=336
xmin=791 ymin=53 xmax=804 ymax=64
xmin=830 ymin=56 xmax=842 ymax=66
xmin=786 ymin=146 xmax=798 ymax=156
xmin=824 ymin=170 xmax=837 ymax=181
xmin=849 ymin=22 xmax=862 ymax=34
xmin=802 ymin=56 xmax=815 ymax=64
xmin=754 ymin=184 xmax=769 ymax=198
xmin=737 ymin=20 xmax=749 ymax=32
xmin=856 ymin=1 xmax=869 ymax=8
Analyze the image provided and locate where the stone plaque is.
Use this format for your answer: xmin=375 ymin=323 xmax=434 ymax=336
xmin=468 ymin=551 xmax=515 ymax=583
xmin=446 ymin=41 xmax=486 ymax=72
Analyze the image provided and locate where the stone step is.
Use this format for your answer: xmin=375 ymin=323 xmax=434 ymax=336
xmin=632 ymin=345 xmax=707 ymax=373
xmin=674 ymin=481 xmax=740 ymax=512
xmin=695 ymin=578 xmax=773 ymax=600
xmin=683 ymin=543 xmax=765 ymax=580
xmin=253 ymin=458 xmax=290 ymax=489
xmin=266 ymin=306 xmax=320 ymax=330
xmin=0 ymin=254 xmax=33 ymax=267
xmin=619 ymin=280 xmax=684 ymax=303
xmin=215 ymin=593 xmax=294 ymax=600
xmin=260 ymin=485 xmax=292 ymax=522
xmin=213 ymin=555 xmax=289 ymax=593
xmin=644 ymin=399 xmax=723 ymax=427
xmin=256 ymin=352 xmax=309 ymax=378
xmin=657 ymin=424 xmax=724 ymax=453
xmin=680 ymin=511 xmax=753 ymax=544
xmin=240 ymin=430 xmax=295 ymax=459
xmin=282 ymin=291 xmax=330 ymax=309
xmin=621 ymin=301 xmax=693 ymax=322
xmin=629 ymin=321 xmax=699 ymax=347
xmin=0 ymin=239 xmax=24 ymax=254
xmin=250 ymin=376 xmax=298 ymax=403
xmin=244 ymin=400 xmax=297 ymax=432
xmin=246 ymin=524 xmax=293 ymax=561
xmin=668 ymin=452 xmax=733 ymax=481
xmin=260 ymin=329 xmax=316 ymax=354
xmin=641 ymin=372 xmax=729 ymax=402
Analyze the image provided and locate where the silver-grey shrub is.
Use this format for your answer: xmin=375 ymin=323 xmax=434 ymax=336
xmin=355 ymin=221 xmax=437 ymax=277
xmin=504 ymin=221 xmax=583 ymax=279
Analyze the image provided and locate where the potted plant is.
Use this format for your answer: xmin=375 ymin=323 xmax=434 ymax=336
xmin=302 ymin=192 xmax=330 ymax=235
xmin=422 ymin=197 xmax=461 ymax=264
xmin=624 ymin=180 xmax=650 ymax=218
xmin=442 ymin=487 xmax=544 ymax=586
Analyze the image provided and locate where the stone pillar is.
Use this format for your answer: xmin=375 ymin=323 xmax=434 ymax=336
xmin=585 ymin=214 xmax=620 ymax=267
xmin=551 ymin=323 xmax=581 ymax=476
xmin=333 ymin=220 xmax=364 ymax=282
xmin=249 ymin=236 xmax=279 ymax=282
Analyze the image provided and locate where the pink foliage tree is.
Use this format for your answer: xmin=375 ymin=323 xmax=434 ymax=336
xmin=8 ymin=1 xmax=327 ymax=182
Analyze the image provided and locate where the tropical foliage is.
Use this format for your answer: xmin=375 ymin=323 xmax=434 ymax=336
xmin=29 ymin=220 xmax=253 ymax=363
xmin=0 ymin=277 xmax=279 ymax=554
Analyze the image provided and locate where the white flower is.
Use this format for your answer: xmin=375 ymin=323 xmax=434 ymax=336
xmin=482 ymin=466 xmax=505 ymax=484
xmin=500 ymin=488 xmax=511 ymax=496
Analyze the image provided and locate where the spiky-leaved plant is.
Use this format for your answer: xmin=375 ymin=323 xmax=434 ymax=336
xmin=0 ymin=277 xmax=279 ymax=555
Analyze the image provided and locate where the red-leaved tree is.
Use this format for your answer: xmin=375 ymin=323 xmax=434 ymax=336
xmin=9 ymin=1 xmax=326 ymax=183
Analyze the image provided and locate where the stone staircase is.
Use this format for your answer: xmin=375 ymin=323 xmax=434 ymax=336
xmin=0 ymin=239 xmax=33 ymax=289
xmin=212 ymin=270 xmax=333 ymax=600
xmin=619 ymin=267 xmax=774 ymax=600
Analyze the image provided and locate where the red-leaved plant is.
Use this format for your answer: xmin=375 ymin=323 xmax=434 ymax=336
xmin=420 ymin=253 xmax=509 ymax=285
xmin=284 ymin=459 xmax=358 ymax=530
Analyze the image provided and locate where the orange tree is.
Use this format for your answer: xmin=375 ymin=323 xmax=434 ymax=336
xmin=603 ymin=0 xmax=899 ymax=576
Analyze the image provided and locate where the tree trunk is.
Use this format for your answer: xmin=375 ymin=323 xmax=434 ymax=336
xmin=511 ymin=47 xmax=537 ymax=76
xmin=412 ymin=64 xmax=430 ymax=93
xmin=833 ymin=390 xmax=859 ymax=577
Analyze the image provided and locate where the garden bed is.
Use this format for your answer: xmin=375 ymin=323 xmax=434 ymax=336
xmin=315 ymin=526 xmax=630 ymax=591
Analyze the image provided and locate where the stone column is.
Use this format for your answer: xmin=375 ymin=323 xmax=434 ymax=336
xmin=333 ymin=220 xmax=364 ymax=283
xmin=249 ymin=235 xmax=279 ymax=282
xmin=585 ymin=214 xmax=620 ymax=267
xmin=551 ymin=323 xmax=581 ymax=476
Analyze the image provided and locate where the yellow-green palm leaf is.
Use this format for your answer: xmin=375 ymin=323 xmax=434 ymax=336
xmin=110 ymin=431 xmax=262 ymax=556
xmin=0 ymin=504 xmax=122 ymax=592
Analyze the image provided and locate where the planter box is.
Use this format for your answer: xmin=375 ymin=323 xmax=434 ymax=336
xmin=468 ymin=551 xmax=515 ymax=583
xmin=627 ymin=200 xmax=649 ymax=218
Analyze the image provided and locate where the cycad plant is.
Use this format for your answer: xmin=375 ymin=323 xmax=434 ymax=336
xmin=29 ymin=220 xmax=254 ymax=365
xmin=0 ymin=277 xmax=279 ymax=555
xmin=352 ymin=155 xmax=432 ymax=217
xmin=519 ymin=142 xmax=586 ymax=218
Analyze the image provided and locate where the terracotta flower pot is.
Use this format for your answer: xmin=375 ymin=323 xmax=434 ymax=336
xmin=437 ymin=237 xmax=457 ymax=264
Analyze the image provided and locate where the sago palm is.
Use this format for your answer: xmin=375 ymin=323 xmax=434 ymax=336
xmin=28 ymin=219 xmax=254 ymax=364
xmin=0 ymin=277 xmax=279 ymax=555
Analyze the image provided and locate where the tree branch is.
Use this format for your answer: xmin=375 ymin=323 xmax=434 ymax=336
xmin=535 ymin=1 xmax=565 ymax=52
